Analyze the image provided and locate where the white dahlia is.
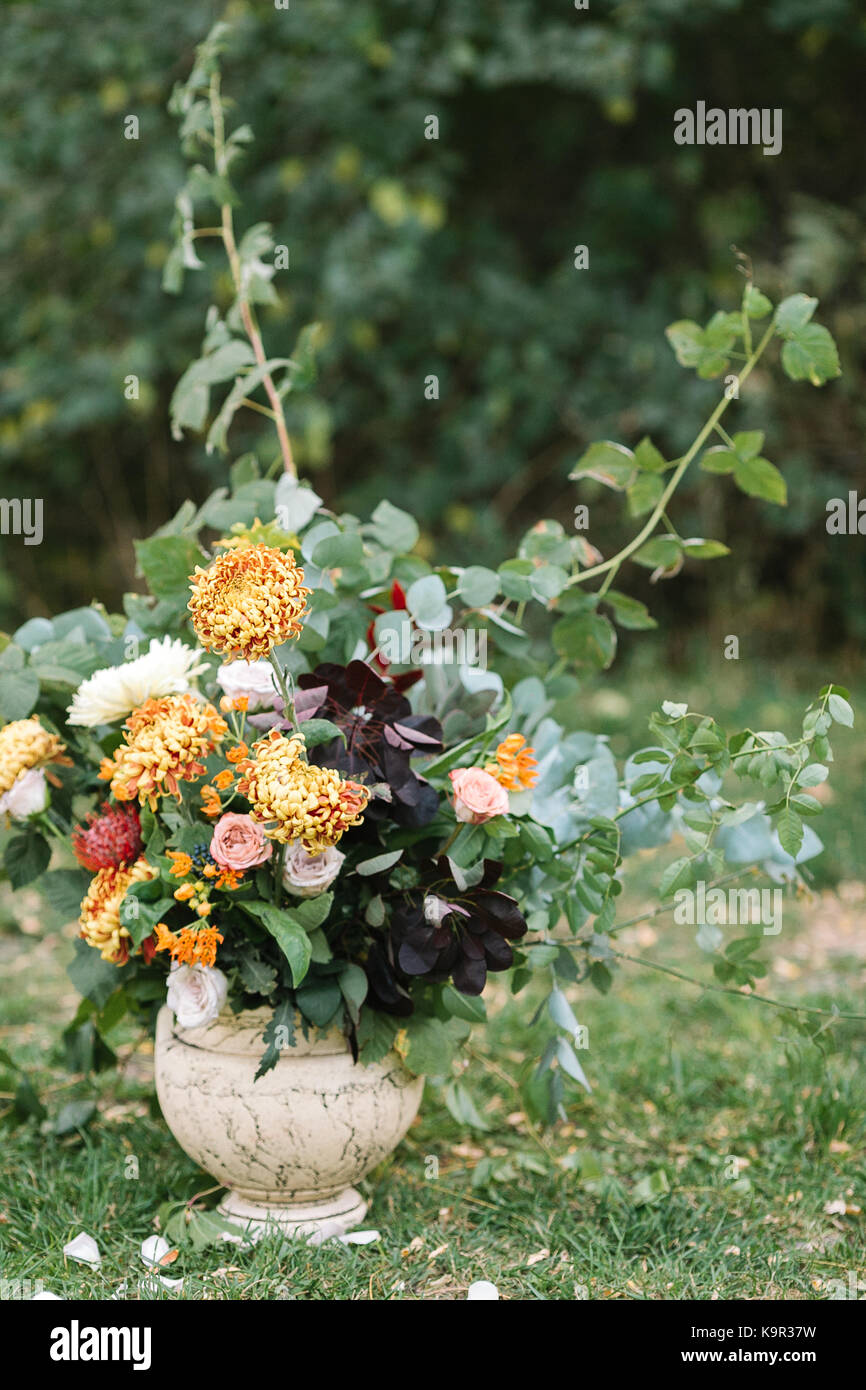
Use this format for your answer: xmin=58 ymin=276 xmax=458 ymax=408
xmin=67 ymin=638 xmax=208 ymax=727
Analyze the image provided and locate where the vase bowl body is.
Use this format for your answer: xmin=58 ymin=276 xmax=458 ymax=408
xmin=154 ymin=1006 xmax=423 ymax=1239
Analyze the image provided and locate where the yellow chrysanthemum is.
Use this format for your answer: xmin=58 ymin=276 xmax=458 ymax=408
xmin=237 ymin=728 xmax=369 ymax=851
xmin=79 ymin=856 xmax=155 ymax=963
xmin=0 ymin=716 xmax=69 ymax=797
xmin=486 ymin=733 xmax=538 ymax=791
xmin=188 ymin=542 xmax=310 ymax=661
xmin=99 ymin=694 xmax=227 ymax=810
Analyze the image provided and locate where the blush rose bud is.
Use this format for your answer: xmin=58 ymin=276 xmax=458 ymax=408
xmin=449 ymin=767 xmax=509 ymax=824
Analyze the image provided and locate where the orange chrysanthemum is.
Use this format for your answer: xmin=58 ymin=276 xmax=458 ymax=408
xmin=99 ymin=694 xmax=227 ymax=810
xmin=0 ymin=716 xmax=70 ymax=797
xmin=237 ymin=728 xmax=369 ymax=851
xmin=79 ymin=856 xmax=155 ymax=963
xmin=154 ymin=921 xmax=224 ymax=968
xmin=188 ymin=543 xmax=310 ymax=661
xmin=486 ymin=733 xmax=538 ymax=791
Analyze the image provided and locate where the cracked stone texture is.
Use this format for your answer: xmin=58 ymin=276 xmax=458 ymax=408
xmin=154 ymin=1006 xmax=424 ymax=1206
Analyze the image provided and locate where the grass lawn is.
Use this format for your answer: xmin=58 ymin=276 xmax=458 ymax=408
xmin=1 ymin=662 xmax=864 ymax=1301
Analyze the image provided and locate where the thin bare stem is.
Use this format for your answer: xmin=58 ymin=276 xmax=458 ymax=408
xmin=209 ymin=72 xmax=297 ymax=478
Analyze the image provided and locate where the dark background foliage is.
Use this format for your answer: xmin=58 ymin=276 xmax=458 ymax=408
xmin=1 ymin=0 xmax=864 ymax=668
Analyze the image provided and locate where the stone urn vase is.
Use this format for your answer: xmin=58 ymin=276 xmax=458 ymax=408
xmin=154 ymin=1005 xmax=424 ymax=1239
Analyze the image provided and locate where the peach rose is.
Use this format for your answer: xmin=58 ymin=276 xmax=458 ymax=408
xmin=210 ymin=812 xmax=273 ymax=871
xmin=449 ymin=767 xmax=509 ymax=824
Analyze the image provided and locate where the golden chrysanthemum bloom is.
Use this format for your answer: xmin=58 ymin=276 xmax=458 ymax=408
xmin=188 ymin=542 xmax=310 ymax=661
xmin=237 ymin=728 xmax=369 ymax=851
xmin=486 ymin=733 xmax=538 ymax=791
xmin=0 ymin=716 xmax=69 ymax=797
xmin=99 ymin=694 xmax=227 ymax=810
xmin=79 ymin=856 xmax=155 ymax=963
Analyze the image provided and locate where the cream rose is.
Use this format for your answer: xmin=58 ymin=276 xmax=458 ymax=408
xmin=0 ymin=767 xmax=49 ymax=820
xmin=166 ymin=963 xmax=228 ymax=1029
xmin=282 ymin=841 xmax=345 ymax=897
xmin=210 ymin=812 xmax=273 ymax=871
xmin=215 ymin=659 xmax=279 ymax=710
xmin=449 ymin=767 xmax=509 ymax=824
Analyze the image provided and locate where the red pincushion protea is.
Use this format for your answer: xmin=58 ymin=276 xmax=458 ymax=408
xmin=72 ymin=802 xmax=143 ymax=872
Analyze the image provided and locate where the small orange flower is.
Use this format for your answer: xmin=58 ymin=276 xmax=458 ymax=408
xmin=213 ymin=769 xmax=235 ymax=790
xmin=195 ymin=901 xmax=212 ymax=918
xmin=226 ymin=742 xmax=248 ymax=764
xmin=232 ymin=696 xmax=249 ymax=713
xmin=215 ymin=867 xmax=243 ymax=890
xmin=154 ymin=922 xmax=224 ymax=968
xmin=173 ymin=883 xmax=195 ymax=902
xmin=200 ymin=785 xmax=222 ymax=817
xmin=486 ymin=733 xmax=538 ymax=791
xmin=166 ymin=850 xmax=193 ymax=878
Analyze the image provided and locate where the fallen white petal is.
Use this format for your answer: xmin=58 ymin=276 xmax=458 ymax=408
xmin=467 ymin=1280 xmax=499 ymax=1300
xmin=63 ymin=1232 xmax=101 ymax=1267
xmin=140 ymin=1235 xmax=171 ymax=1268
xmin=339 ymin=1229 xmax=381 ymax=1246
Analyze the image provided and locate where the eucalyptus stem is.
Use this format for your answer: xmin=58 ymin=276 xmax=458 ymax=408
xmin=567 ymin=319 xmax=777 ymax=592
xmin=612 ymin=948 xmax=866 ymax=1023
xmin=208 ymin=71 xmax=297 ymax=478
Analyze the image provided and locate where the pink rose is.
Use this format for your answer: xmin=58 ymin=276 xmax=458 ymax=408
xmin=449 ymin=767 xmax=509 ymax=824
xmin=210 ymin=812 xmax=273 ymax=871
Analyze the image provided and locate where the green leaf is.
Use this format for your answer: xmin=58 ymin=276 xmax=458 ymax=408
xmin=659 ymin=857 xmax=695 ymax=897
xmin=458 ymin=566 xmax=500 ymax=608
xmin=777 ymin=807 xmax=804 ymax=859
xmin=295 ymin=978 xmax=343 ymax=1028
xmin=4 ymin=832 xmax=50 ymax=889
xmin=0 ymin=646 xmax=40 ymax=720
xmin=258 ymin=908 xmax=313 ymax=986
xmin=552 ymin=613 xmax=617 ymax=668
xmin=443 ymin=1080 xmax=491 ymax=1131
xmin=40 ymin=868 xmax=91 ymax=919
xmin=743 ymin=285 xmax=772 ymax=319
xmin=627 ymin=472 xmax=664 ymax=518
xmin=441 ymin=984 xmax=486 ymax=1023
xmin=368 ymin=500 xmax=419 ymax=554
xmin=827 ymin=692 xmax=854 ymax=727
xmin=604 ymin=591 xmax=656 ymax=631
xmin=666 ymin=313 xmax=739 ymax=378
xmin=298 ymin=718 xmax=345 ymax=749
xmin=569 ymin=441 xmax=636 ymax=490
xmin=780 ymin=324 xmax=841 ymax=386
xmin=312 ymin=531 xmax=365 ymax=568
xmin=255 ymin=1000 xmax=295 ymax=1080
xmin=135 ymin=534 xmax=206 ymax=604
xmin=733 ymin=455 xmax=787 ymax=506
xmin=355 ymin=849 xmax=403 ymax=877
xmin=404 ymin=1015 xmax=457 ymax=1077
xmin=406 ymin=574 xmax=451 ymax=628
xmin=681 ymin=538 xmax=731 ymax=560
xmin=775 ymin=293 xmax=818 ymax=336
xmin=53 ymin=1100 xmax=97 ymax=1136
xmin=633 ymin=536 xmax=682 ymax=570
xmin=356 ymin=1010 xmax=399 ymax=1065
xmin=67 ymin=939 xmax=126 ymax=1008
xmin=337 ymin=963 xmax=368 ymax=1025
xmin=239 ymin=955 xmax=278 ymax=996
xmin=634 ymin=436 xmax=669 ymax=473
xmin=632 ymin=1169 xmax=671 ymax=1207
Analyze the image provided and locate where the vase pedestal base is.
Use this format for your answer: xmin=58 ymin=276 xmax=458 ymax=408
xmin=218 ymin=1186 xmax=368 ymax=1242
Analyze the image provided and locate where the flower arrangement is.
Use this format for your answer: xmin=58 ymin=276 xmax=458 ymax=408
xmin=0 ymin=22 xmax=855 ymax=1113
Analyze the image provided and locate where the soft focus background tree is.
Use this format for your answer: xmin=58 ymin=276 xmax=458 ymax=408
xmin=1 ymin=0 xmax=864 ymax=665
